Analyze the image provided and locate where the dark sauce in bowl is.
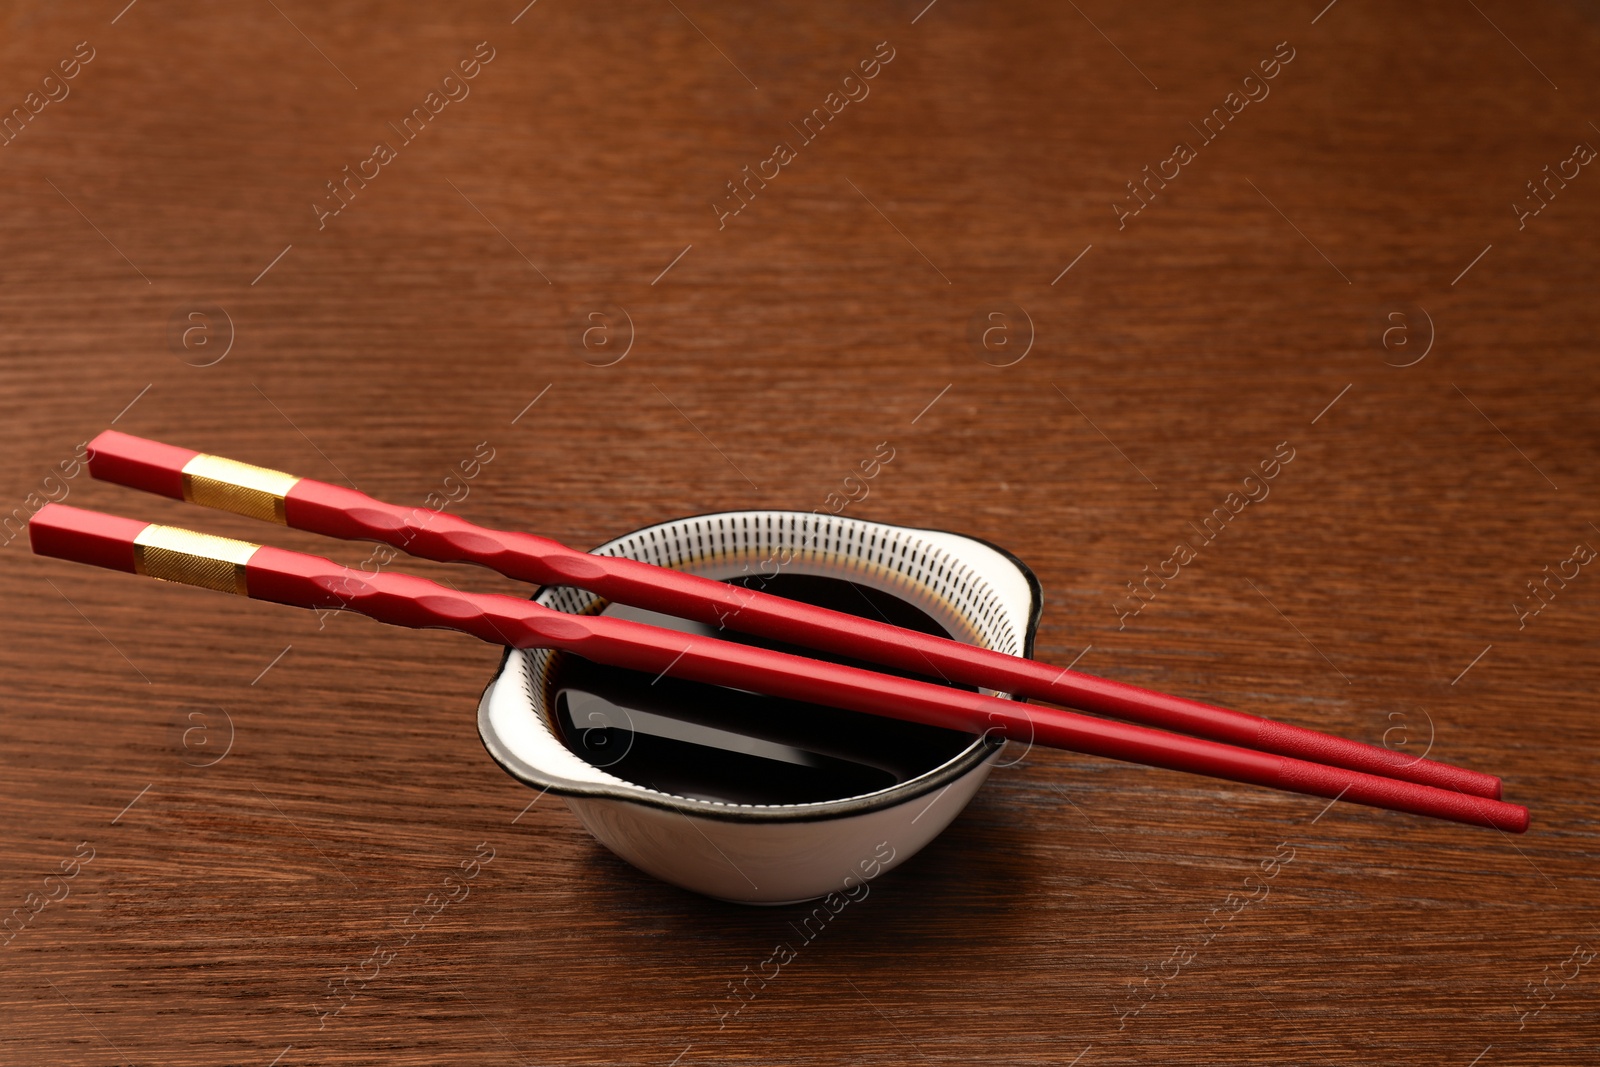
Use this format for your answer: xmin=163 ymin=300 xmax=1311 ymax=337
xmin=548 ymin=573 xmax=981 ymax=806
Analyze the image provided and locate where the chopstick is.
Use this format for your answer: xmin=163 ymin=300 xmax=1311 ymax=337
xmin=83 ymin=430 xmax=1504 ymax=801
xmin=29 ymin=503 xmax=1529 ymax=833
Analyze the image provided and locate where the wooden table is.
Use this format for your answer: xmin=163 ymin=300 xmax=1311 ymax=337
xmin=2 ymin=2 xmax=1596 ymax=1063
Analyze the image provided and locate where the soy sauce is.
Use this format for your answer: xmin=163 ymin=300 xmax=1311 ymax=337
xmin=548 ymin=573 xmax=980 ymax=805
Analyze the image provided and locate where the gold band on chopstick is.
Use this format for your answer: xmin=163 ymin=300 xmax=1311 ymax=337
xmin=132 ymin=524 xmax=260 ymax=596
xmin=180 ymin=454 xmax=300 ymax=524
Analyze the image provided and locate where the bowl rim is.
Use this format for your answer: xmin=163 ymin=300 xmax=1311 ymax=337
xmin=476 ymin=509 xmax=1043 ymax=824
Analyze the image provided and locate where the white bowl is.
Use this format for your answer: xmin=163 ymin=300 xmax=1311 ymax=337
xmin=477 ymin=510 xmax=1042 ymax=904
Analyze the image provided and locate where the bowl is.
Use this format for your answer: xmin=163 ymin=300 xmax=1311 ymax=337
xmin=477 ymin=510 xmax=1042 ymax=904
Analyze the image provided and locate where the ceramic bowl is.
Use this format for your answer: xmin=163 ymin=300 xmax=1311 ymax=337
xmin=477 ymin=510 xmax=1041 ymax=904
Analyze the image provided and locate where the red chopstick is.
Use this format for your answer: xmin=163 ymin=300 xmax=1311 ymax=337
xmin=84 ymin=430 xmax=1503 ymax=800
xmin=29 ymin=503 xmax=1529 ymax=833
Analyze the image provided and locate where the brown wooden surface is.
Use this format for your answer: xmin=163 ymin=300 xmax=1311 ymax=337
xmin=2 ymin=1 xmax=1598 ymax=1064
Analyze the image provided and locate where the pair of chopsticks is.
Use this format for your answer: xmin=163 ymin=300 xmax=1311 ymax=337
xmin=28 ymin=430 xmax=1528 ymax=833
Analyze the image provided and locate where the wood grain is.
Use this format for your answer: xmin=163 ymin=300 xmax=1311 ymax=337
xmin=1 ymin=1 xmax=1597 ymax=1064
